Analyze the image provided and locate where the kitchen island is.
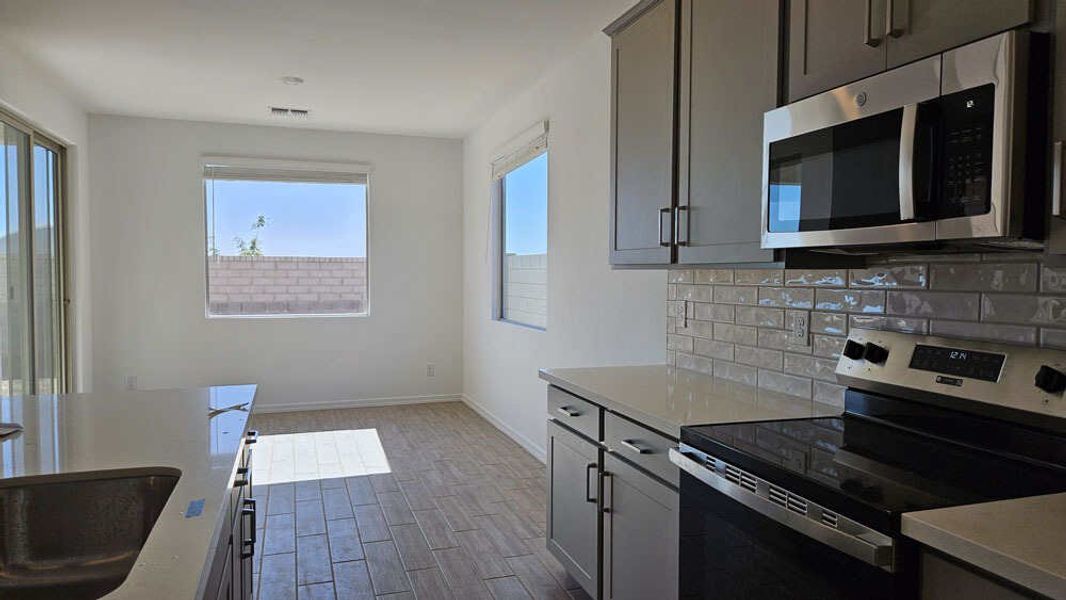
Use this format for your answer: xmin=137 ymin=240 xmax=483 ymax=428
xmin=0 ymin=384 xmax=257 ymax=599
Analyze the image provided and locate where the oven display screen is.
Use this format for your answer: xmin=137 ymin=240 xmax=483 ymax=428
xmin=909 ymin=345 xmax=1005 ymax=382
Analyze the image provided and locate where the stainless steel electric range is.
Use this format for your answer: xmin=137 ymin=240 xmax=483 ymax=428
xmin=670 ymin=330 xmax=1066 ymax=600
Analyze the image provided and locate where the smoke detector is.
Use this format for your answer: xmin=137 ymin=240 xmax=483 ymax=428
xmin=269 ymin=106 xmax=310 ymax=119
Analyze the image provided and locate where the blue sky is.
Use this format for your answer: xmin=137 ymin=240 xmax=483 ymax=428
xmin=503 ymin=152 xmax=548 ymax=255
xmin=205 ymin=180 xmax=367 ymax=257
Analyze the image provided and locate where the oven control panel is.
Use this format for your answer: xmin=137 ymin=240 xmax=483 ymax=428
xmin=836 ymin=330 xmax=1066 ymax=422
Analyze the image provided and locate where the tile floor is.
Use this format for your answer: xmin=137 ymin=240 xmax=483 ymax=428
xmin=248 ymin=401 xmax=589 ymax=600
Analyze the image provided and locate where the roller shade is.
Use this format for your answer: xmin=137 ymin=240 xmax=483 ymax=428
xmin=491 ymin=120 xmax=548 ymax=181
xmin=202 ymin=156 xmax=369 ymax=184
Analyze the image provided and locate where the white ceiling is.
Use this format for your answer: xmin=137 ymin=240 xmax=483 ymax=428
xmin=0 ymin=0 xmax=634 ymax=138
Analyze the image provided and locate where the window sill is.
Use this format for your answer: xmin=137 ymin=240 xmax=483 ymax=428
xmin=496 ymin=318 xmax=546 ymax=332
xmin=206 ymin=312 xmax=369 ymax=320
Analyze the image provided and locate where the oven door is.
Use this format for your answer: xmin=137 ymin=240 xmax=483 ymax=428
xmin=671 ymin=448 xmax=916 ymax=600
xmin=761 ymin=54 xmax=941 ymax=250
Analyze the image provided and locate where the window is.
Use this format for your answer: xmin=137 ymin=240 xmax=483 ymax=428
xmin=203 ymin=158 xmax=368 ymax=317
xmin=492 ymin=122 xmax=548 ymax=329
xmin=0 ymin=112 xmax=67 ymax=395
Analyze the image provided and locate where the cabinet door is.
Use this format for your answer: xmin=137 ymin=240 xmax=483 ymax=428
xmin=676 ymin=0 xmax=777 ymax=264
xmin=609 ymin=0 xmax=677 ymax=266
xmin=602 ymin=454 xmax=678 ymax=600
xmin=886 ymin=0 xmax=1031 ymax=68
xmin=788 ymin=0 xmax=888 ymax=101
xmin=230 ymin=502 xmax=244 ymax=600
xmin=216 ymin=539 xmax=234 ymax=600
xmin=546 ymin=420 xmax=601 ymax=598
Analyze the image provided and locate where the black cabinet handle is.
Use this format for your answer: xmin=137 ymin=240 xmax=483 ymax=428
xmin=235 ymin=466 xmax=249 ymax=487
xmin=241 ymin=498 xmax=256 ymax=559
xmin=245 ymin=430 xmax=259 ymax=444
xmin=585 ymin=462 xmax=598 ymax=503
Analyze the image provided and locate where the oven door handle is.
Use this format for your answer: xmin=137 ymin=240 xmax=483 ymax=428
xmin=898 ymin=104 xmax=917 ymax=222
xmin=669 ymin=447 xmax=897 ymax=572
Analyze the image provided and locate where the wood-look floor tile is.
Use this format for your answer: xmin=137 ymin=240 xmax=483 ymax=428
xmin=353 ymin=504 xmax=391 ymax=543
xmin=377 ymin=593 xmax=415 ymax=600
xmin=431 ymin=546 xmax=481 ymax=590
xmin=398 ymin=479 xmax=436 ymax=511
xmin=407 ymin=568 xmax=455 ymax=600
xmin=264 ymin=513 xmax=297 ymax=555
xmin=295 ymin=480 xmax=322 ymax=502
xmin=295 ymin=499 xmax=327 ymax=536
xmin=346 ymin=476 xmax=378 ymax=506
xmin=455 ymin=528 xmax=513 ymax=579
xmin=253 ymin=486 xmax=270 ymax=529
xmin=566 ymin=587 xmax=593 ymax=600
xmin=412 ymin=509 xmax=459 ymax=550
xmin=377 ymin=491 xmax=416 ymax=526
xmin=451 ymin=583 xmax=495 ymax=600
xmin=320 ymin=477 xmax=346 ymax=490
xmin=506 ymin=555 xmax=570 ymax=600
xmin=390 ymin=523 xmax=436 ymax=571
xmin=472 ymin=514 xmax=530 ymax=558
xmin=268 ymin=483 xmax=296 ymax=515
xmin=259 ymin=552 xmax=297 ymax=600
xmin=297 ymin=581 xmax=335 ymax=600
xmin=296 ymin=534 xmax=333 ymax=585
xmin=523 ymin=538 xmax=581 ymax=591
xmin=370 ymin=472 xmax=401 ymax=494
xmin=435 ymin=496 xmax=476 ymax=532
xmin=364 ymin=540 xmax=411 ymax=595
xmin=322 ymin=486 xmax=354 ymax=520
xmin=485 ymin=576 xmax=534 ymax=600
xmin=326 ymin=517 xmax=364 ymax=562
xmin=332 ymin=560 xmax=373 ymax=600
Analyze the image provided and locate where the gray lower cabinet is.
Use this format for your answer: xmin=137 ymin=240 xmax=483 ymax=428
xmin=787 ymin=0 xmax=1032 ymax=102
xmin=601 ymin=453 xmax=679 ymax=600
xmin=608 ymin=0 xmax=677 ymax=266
xmin=676 ymin=0 xmax=777 ymax=264
xmin=920 ymin=550 xmax=1038 ymax=600
xmin=547 ymin=420 xmax=601 ymax=598
xmin=205 ymin=435 xmax=256 ymax=600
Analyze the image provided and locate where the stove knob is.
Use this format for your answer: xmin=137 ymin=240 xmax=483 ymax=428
xmin=1034 ymin=365 xmax=1066 ymax=394
xmin=862 ymin=342 xmax=889 ymax=365
xmin=842 ymin=339 xmax=866 ymax=360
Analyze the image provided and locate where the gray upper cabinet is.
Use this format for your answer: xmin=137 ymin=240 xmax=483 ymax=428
xmin=787 ymin=0 xmax=888 ymax=103
xmin=676 ymin=0 xmax=777 ymax=264
xmin=609 ymin=0 xmax=677 ymax=266
xmin=788 ymin=0 xmax=1033 ymax=102
xmin=546 ymin=420 xmax=601 ymax=599
xmin=602 ymin=453 xmax=679 ymax=600
xmin=885 ymin=0 xmax=1032 ymax=68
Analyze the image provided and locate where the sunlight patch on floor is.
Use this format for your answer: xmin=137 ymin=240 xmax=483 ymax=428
xmin=251 ymin=428 xmax=391 ymax=486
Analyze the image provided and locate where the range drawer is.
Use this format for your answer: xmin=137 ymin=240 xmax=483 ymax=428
xmin=548 ymin=385 xmax=601 ymax=441
xmin=604 ymin=411 xmax=677 ymax=487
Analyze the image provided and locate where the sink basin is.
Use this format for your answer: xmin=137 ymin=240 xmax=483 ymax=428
xmin=0 ymin=468 xmax=180 ymax=599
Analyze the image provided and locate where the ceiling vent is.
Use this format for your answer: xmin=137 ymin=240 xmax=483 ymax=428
xmin=269 ymin=106 xmax=310 ymax=119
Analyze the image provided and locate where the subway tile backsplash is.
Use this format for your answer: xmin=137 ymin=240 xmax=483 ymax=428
xmin=666 ymin=254 xmax=1066 ymax=407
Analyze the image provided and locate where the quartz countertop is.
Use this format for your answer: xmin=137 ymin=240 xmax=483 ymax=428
xmin=538 ymin=364 xmax=842 ymax=438
xmin=903 ymin=493 xmax=1066 ymax=599
xmin=0 ymin=384 xmax=257 ymax=599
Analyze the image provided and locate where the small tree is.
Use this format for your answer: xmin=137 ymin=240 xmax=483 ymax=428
xmin=234 ymin=215 xmax=268 ymax=256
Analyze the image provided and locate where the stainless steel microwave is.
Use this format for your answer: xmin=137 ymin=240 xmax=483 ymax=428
xmin=761 ymin=31 xmax=1042 ymax=251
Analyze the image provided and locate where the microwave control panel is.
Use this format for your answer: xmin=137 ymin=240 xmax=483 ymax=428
xmin=938 ymin=83 xmax=995 ymax=218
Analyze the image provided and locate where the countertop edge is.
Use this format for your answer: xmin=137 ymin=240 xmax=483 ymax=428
xmin=902 ymin=509 xmax=1066 ymax=600
xmin=538 ymin=368 xmax=680 ymax=439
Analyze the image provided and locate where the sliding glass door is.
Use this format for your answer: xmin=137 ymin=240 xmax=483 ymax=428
xmin=0 ymin=115 xmax=66 ymax=396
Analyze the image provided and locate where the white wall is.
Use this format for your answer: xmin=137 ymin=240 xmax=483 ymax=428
xmin=462 ymin=34 xmax=666 ymax=459
xmin=0 ymin=41 xmax=93 ymax=392
xmin=88 ymin=115 xmax=463 ymax=410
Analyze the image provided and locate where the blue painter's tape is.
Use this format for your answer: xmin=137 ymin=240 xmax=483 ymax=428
xmin=185 ymin=498 xmax=206 ymax=518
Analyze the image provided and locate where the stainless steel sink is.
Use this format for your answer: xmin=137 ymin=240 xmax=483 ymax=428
xmin=0 ymin=468 xmax=180 ymax=599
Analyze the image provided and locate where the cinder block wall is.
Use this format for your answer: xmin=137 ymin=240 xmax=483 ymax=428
xmin=207 ymin=256 xmax=367 ymax=315
xmin=667 ymin=253 xmax=1066 ymax=407
xmin=503 ymin=253 xmax=547 ymax=327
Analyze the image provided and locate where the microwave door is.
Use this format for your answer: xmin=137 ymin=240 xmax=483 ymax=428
xmin=761 ymin=55 xmax=940 ymax=250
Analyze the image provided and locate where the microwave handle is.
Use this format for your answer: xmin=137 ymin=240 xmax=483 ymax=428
xmin=898 ymin=104 xmax=917 ymax=221
xmin=1054 ymin=141 xmax=1064 ymax=218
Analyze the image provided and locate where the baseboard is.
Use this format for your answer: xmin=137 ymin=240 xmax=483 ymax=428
xmin=255 ymin=393 xmax=462 ymax=414
xmin=461 ymin=393 xmax=547 ymax=463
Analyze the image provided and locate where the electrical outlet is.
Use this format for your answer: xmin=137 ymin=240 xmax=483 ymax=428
xmin=426 ymin=363 xmax=436 ymax=378
xmin=789 ymin=311 xmax=810 ymax=345
xmin=124 ymin=375 xmax=138 ymax=390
